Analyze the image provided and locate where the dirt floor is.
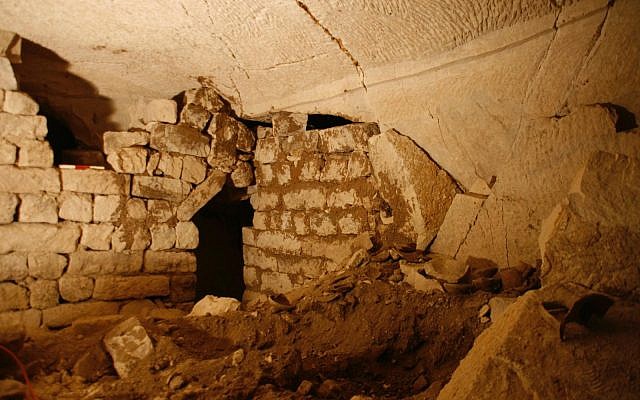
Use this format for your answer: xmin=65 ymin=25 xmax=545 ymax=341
xmin=0 ymin=261 xmax=494 ymax=400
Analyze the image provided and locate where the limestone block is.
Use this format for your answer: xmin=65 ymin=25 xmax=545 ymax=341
xmin=188 ymin=295 xmax=240 ymax=317
xmin=176 ymin=170 xmax=226 ymax=221
xmin=0 ymin=282 xmax=28 ymax=311
xmin=347 ymin=151 xmax=372 ymax=179
xmin=149 ymin=123 xmax=209 ymax=157
xmin=93 ymin=275 xmax=170 ymax=300
xmin=61 ymin=169 xmax=130 ymax=195
xmin=0 ymin=113 xmax=47 ymax=143
xmin=299 ymin=155 xmax=324 ymax=181
xmin=0 ymin=253 xmax=27 ymax=281
xmin=148 ymin=199 xmax=174 ymax=223
xmin=249 ymin=190 xmax=280 ymax=211
xmin=260 ymin=271 xmax=293 ymax=293
xmin=0 ymin=223 xmax=79 ymax=254
xmin=275 ymin=254 xmax=324 ymax=277
xmin=430 ymin=194 xmax=485 ymax=258
xmin=179 ymin=103 xmax=211 ymax=131
xmin=309 ymin=213 xmax=337 ymax=236
xmin=252 ymin=211 xmax=268 ymax=230
xmin=143 ymin=99 xmax=177 ymax=124
xmin=231 ymin=160 xmax=253 ymax=188
xmin=58 ymin=274 xmax=94 ymax=302
xmin=0 ymin=166 xmax=60 ymax=193
xmin=0 ymin=57 xmax=16 ymax=90
xmin=67 ymin=251 xmax=143 ymax=276
xmin=16 ymin=140 xmax=53 ymax=167
xmin=327 ymin=189 xmax=358 ymax=209
xmin=132 ymin=175 xmax=191 ymax=202
xmin=125 ymin=198 xmax=147 ymax=220
xmin=272 ymin=112 xmax=307 ymax=137
xmin=243 ymin=246 xmax=278 ymax=270
xmin=301 ymin=233 xmax=373 ymax=265
xmin=256 ymin=126 xmax=271 ymax=139
xmin=175 ymin=221 xmax=199 ymax=249
xmin=0 ymin=192 xmax=17 ymax=223
xmin=103 ymin=131 xmax=149 ymax=154
xmin=42 ymin=301 xmax=119 ymax=328
xmin=317 ymin=123 xmax=379 ymax=153
xmin=255 ymin=163 xmax=274 ymax=185
xmin=106 ymin=147 xmax=147 ymax=174
xmin=273 ymin=163 xmax=291 ymax=185
xmin=156 ymin=152 xmax=182 ymax=178
xmin=80 ymin=223 xmax=114 ymax=251
xmin=254 ymin=230 xmax=303 ymax=256
xmin=146 ymin=151 xmax=160 ymax=174
xmin=144 ymin=251 xmax=196 ymax=273
xmin=103 ymin=317 xmax=154 ymax=378
xmin=2 ymin=91 xmax=38 ymax=115
xmin=242 ymin=227 xmax=257 ymax=247
xmin=368 ymin=130 xmax=457 ymax=251
xmin=320 ymin=155 xmax=349 ymax=182
xmin=181 ymin=155 xmax=207 ymax=184
xmin=0 ymin=139 xmax=16 ymax=164
xmin=149 ymin=224 xmax=175 ymax=250
xmin=18 ymin=193 xmax=58 ymax=223
xmin=184 ymin=87 xmax=224 ymax=112
xmin=58 ymin=192 xmax=92 ymax=222
xmin=93 ymin=195 xmax=125 ymax=222
xmin=270 ymin=211 xmax=293 ymax=232
xmin=254 ymin=136 xmax=280 ymax=164
xmin=207 ymin=113 xmax=237 ymax=171
xmin=29 ymin=279 xmax=58 ymax=309
xmin=541 ymin=151 xmax=640 ymax=300
xmin=293 ymin=212 xmax=309 ymax=235
xmin=281 ymin=130 xmax=319 ymax=157
xmin=282 ymin=187 xmax=326 ymax=210
xmin=338 ymin=210 xmax=369 ymax=235
xmin=236 ymin=123 xmax=255 ymax=153
xmin=27 ymin=253 xmax=66 ymax=279
xmin=170 ymin=274 xmax=196 ymax=303
xmin=243 ymin=266 xmax=259 ymax=288
xmin=111 ymin=225 xmax=150 ymax=252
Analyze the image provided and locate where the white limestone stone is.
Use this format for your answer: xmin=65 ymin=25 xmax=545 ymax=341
xmin=188 ymin=295 xmax=240 ymax=317
xmin=0 ymin=282 xmax=28 ymax=311
xmin=27 ymin=253 xmax=67 ymax=279
xmin=0 ymin=253 xmax=27 ymax=281
xmin=106 ymin=147 xmax=147 ymax=174
xmin=147 ymin=199 xmax=174 ymax=223
xmin=93 ymin=195 xmax=125 ymax=223
xmin=0 ymin=113 xmax=47 ymax=143
xmin=143 ymin=251 xmax=196 ymax=273
xmin=61 ymin=169 xmax=130 ymax=195
xmin=181 ymin=155 xmax=207 ymax=184
xmin=2 ymin=91 xmax=38 ymax=115
xmin=16 ymin=140 xmax=54 ymax=167
xmin=156 ymin=152 xmax=182 ymax=178
xmin=29 ymin=279 xmax=59 ymax=309
xmin=231 ymin=160 xmax=253 ymax=188
xmin=0 ymin=57 xmax=16 ymax=90
xmin=103 ymin=317 xmax=154 ymax=378
xmin=0 ymin=223 xmax=80 ymax=254
xmin=18 ymin=193 xmax=58 ymax=223
xmin=149 ymin=122 xmax=209 ymax=157
xmin=175 ymin=221 xmax=198 ymax=249
xmin=58 ymin=191 xmax=93 ymax=222
xmin=80 ymin=223 xmax=114 ymax=250
xmin=132 ymin=176 xmax=191 ymax=202
xmin=176 ymin=170 xmax=226 ymax=221
xmin=103 ymin=131 xmax=149 ymax=154
xmin=143 ymin=99 xmax=177 ymax=124
xmin=58 ymin=274 xmax=94 ymax=302
xmin=0 ymin=166 xmax=60 ymax=193
xmin=149 ymin=224 xmax=175 ymax=250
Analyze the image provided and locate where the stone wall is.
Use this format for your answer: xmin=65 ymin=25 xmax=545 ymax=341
xmin=242 ymin=113 xmax=381 ymax=297
xmin=0 ymin=46 xmax=256 ymax=330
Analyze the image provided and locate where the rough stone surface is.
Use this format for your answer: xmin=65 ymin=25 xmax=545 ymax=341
xmin=106 ymin=147 xmax=147 ymax=174
xmin=93 ymin=275 xmax=170 ymax=300
xmin=155 ymin=152 xmax=182 ymax=178
xmin=0 ymin=253 xmax=27 ymax=281
xmin=541 ymin=151 xmax=640 ymax=300
xmin=18 ymin=193 xmax=58 ymax=223
xmin=231 ymin=160 xmax=253 ymax=188
xmin=147 ymin=199 xmax=174 ymax=223
xmin=369 ymin=130 xmax=457 ymax=250
xmin=143 ymin=99 xmax=177 ymax=124
xmin=170 ymin=274 xmax=196 ymax=303
xmin=181 ymin=155 xmax=207 ymax=184
xmin=144 ymin=251 xmax=196 ymax=273
xmin=103 ymin=131 xmax=149 ymax=154
xmin=176 ymin=170 xmax=226 ymax=221
xmin=188 ymin=295 xmax=240 ymax=317
xmin=80 ymin=223 xmax=114 ymax=251
xmin=0 ymin=57 xmax=16 ymax=90
xmin=42 ymin=301 xmax=119 ymax=328
xmin=0 ymin=192 xmax=17 ymax=223
xmin=150 ymin=123 xmax=209 ymax=157
xmin=103 ymin=317 xmax=154 ymax=378
xmin=0 ymin=166 xmax=60 ymax=193
xmin=0 ymin=139 xmax=16 ymax=164
xmin=184 ymin=88 xmax=224 ymax=113
xmin=93 ymin=195 xmax=125 ymax=223
xmin=58 ymin=191 xmax=93 ymax=222
xmin=27 ymin=253 xmax=66 ymax=279
xmin=149 ymin=224 xmax=175 ymax=250
xmin=175 ymin=221 xmax=199 ymax=249
xmin=58 ymin=274 xmax=94 ymax=302
xmin=430 ymin=194 xmax=484 ymax=257
xmin=207 ymin=113 xmax=238 ymax=171
xmin=179 ymin=103 xmax=211 ymax=131
xmin=16 ymin=140 xmax=53 ymax=167
xmin=61 ymin=169 xmax=130 ymax=195
xmin=132 ymin=175 xmax=191 ymax=202
xmin=67 ymin=251 xmax=142 ymax=276
xmin=29 ymin=279 xmax=59 ymax=309
xmin=2 ymin=91 xmax=38 ymax=115
xmin=0 ymin=282 xmax=28 ymax=311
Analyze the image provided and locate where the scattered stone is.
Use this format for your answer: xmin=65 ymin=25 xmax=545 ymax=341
xmin=188 ymin=295 xmax=240 ymax=317
xmin=400 ymin=263 xmax=445 ymax=293
xmin=58 ymin=192 xmax=93 ymax=222
xmin=231 ymin=348 xmax=245 ymax=366
xmin=297 ymin=380 xmax=313 ymax=395
xmin=168 ymin=375 xmax=186 ymax=391
xmin=143 ymin=99 xmax=177 ymax=124
xmin=59 ymin=275 xmax=94 ymax=302
xmin=499 ymin=267 xmax=523 ymax=291
xmin=2 ymin=91 xmax=39 ymax=115
xmin=412 ymin=374 xmax=430 ymax=393
xmin=0 ymin=379 xmax=24 ymax=398
xmin=368 ymin=130 xmax=457 ymax=250
xmin=17 ymin=140 xmax=53 ymax=167
xmin=478 ymin=304 xmax=490 ymax=318
xmin=176 ymin=170 xmax=226 ymax=221
xmin=316 ymin=379 xmax=342 ymax=398
xmin=132 ymin=175 xmax=191 ymax=202
xmin=103 ymin=317 xmax=154 ymax=379
xmin=120 ymin=299 xmax=157 ymax=318
xmin=103 ymin=131 xmax=149 ymax=154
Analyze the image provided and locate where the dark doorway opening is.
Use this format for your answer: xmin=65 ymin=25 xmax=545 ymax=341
xmin=192 ymin=185 xmax=254 ymax=301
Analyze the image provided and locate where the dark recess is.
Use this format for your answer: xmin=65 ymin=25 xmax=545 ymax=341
xmin=307 ymin=114 xmax=353 ymax=129
xmin=192 ymin=185 xmax=254 ymax=301
xmin=602 ymin=103 xmax=638 ymax=132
